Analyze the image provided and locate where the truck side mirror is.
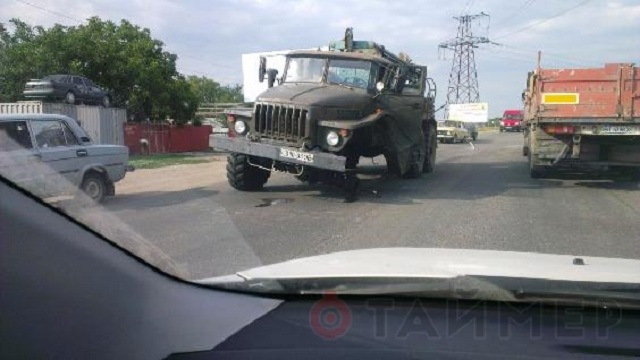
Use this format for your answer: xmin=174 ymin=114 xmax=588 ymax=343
xmin=267 ymin=69 xmax=278 ymax=88
xmin=267 ymin=69 xmax=278 ymax=87
xmin=259 ymin=56 xmax=266 ymax=83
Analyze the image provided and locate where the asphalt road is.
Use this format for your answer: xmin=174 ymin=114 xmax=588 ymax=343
xmin=104 ymin=131 xmax=640 ymax=280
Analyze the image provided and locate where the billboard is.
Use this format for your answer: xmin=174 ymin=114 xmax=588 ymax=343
xmin=448 ymin=103 xmax=489 ymax=123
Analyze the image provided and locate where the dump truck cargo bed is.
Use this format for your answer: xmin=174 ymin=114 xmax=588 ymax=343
xmin=524 ymin=63 xmax=639 ymax=122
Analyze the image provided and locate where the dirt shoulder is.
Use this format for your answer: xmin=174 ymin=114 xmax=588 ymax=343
xmin=117 ymin=154 xmax=228 ymax=195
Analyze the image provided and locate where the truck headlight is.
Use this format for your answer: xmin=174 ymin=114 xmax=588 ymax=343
xmin=326 ymin=131 xmax=340 ymax=146
xmin=500 ymin=121 xmax=505 ymax=126
xmin=234 ymin=120 xmax=247 ymax=135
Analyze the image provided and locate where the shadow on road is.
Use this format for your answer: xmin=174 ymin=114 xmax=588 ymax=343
xmin=106 ymin=187 xmax=219 ymax=211
xmin=259 ymin=160 xmax=639 ymax=205
xmin=467 ymin=137 xmax=494 ymax=145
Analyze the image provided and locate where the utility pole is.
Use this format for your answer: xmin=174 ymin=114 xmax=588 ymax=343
xmin=439 ymin=12 xmax=496 ymax=119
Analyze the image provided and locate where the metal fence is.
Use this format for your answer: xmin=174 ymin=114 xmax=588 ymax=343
xmin=196 ymin=103 xmax=243 ymax=118
xmin=0 ymin=101 xmax=126 ymax=145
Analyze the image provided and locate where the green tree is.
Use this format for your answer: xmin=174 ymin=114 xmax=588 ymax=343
xmin=0 ymin=17 xmax=198 ymax=122
xmin=187 ymin=75 xmax=243 ymax=104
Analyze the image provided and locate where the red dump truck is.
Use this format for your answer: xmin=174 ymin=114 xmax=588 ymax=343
xmin=522 ymin=61 xmax=639 ymax=179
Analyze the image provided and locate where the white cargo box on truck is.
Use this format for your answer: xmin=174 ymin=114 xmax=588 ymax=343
xmin=241 ymin=49 xmax=320 ymax=103
xmin=0 ymin=101 xmax=126 ymax=146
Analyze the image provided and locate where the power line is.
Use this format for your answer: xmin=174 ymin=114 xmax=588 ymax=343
xmin=462 ymin=0 xmax=475 ymax=14
xmin=494 ymin=0 xmax=536 ymax=25
xmin=176 ymin=53 xmax=233 ymax=69
xmin=439 ymin=12 xmax=496 ymax=118
xmin=494 ymin=0 xmax=592 ymax=39
xmin=13 ymin=0 xmax=83 ymax=23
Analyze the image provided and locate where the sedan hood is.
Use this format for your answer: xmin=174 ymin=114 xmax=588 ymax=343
xmin=203 ymin=248 xmax=640 ymax=284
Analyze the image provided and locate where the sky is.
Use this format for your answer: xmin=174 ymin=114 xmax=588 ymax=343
xmin=2 ymin=0 xmax=639 ymax=118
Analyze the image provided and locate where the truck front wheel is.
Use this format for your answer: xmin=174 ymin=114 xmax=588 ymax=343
xmin=226 ymin=153 xmax=270 ymax=191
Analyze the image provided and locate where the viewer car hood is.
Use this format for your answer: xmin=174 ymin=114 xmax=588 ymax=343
xmin=257 ymin=83 xmax=372 ymax=108
xmin=202 ymin=248 xmax=640 ymax=284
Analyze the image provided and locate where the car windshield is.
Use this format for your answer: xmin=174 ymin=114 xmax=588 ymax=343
xmin=443 ymin=120 xmax=458 ymax=127
xmin=2 ymin=1 xmax=639 ymax=309
xmin=284 ymin=57 xmax=326 ymax=83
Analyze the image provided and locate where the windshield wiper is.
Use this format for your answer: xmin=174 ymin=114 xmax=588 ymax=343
xmin=329 ymin=81 xmax=354 ymax=90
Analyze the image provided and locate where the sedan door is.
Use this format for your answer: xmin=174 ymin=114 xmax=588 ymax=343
xmin=0 ymin=120 xmax=44 ymax=194
xmin=71 ymin=76 xmax=89 ymax=103
xmin=83 ymin=78 xmax=104 ymax=104
xmin=30 ymin=119 xmax=87 ymax=195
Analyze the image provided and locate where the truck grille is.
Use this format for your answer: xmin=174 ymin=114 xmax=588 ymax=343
xmin=254 ymin=103 xmax=309 ymax=143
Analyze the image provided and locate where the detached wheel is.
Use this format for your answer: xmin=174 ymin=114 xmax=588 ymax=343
xmin=65 ymin=91 xmax=76 ymax=105
xmin=80 ymin=173 xmax=106 ymax=203
xmin=226 ymin=153 xmax=270 ymax=191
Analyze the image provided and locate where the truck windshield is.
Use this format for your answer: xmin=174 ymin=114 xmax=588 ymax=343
xmin=327 ymin=59 xmax=374 ymax=89
xmin=284 ymin=57 xmax=326 ymax=83
xmin=505 ymin=114 xmax=522 ymax=119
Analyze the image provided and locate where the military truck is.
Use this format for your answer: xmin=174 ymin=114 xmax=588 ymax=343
xmin=522 ymin=57 xmax=640 ymax=179
xmin=211 ymin=28 xmax=438 ymax=201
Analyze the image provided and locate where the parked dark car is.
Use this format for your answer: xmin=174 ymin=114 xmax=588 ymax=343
xmin=23 ymin=75 xmax=112 ymax=107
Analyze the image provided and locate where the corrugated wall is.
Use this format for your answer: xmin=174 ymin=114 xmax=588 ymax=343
xmin=75 ymin=106 xmax=126 ymax=145
xmin=0 ymin=101 xmax=126 ymax=145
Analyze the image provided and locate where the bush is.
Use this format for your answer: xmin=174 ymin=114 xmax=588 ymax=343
xmin=192 ymin=115 xmax=204 ymax=127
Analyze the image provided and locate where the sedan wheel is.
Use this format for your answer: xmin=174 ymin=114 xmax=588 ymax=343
xmin=80 ymin=174 xmax=106 ymax=203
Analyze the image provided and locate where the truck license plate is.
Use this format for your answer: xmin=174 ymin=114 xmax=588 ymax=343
xmin=280 ymin=148 xmax=314 ymax=163
xmin=600 ymin=125 xmax=638 ymax=135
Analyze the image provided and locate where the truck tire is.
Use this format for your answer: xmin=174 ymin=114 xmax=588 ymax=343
xmin=402 ymin=145 xmax=425 ymax=179
xmin=528 ymin=152 xmax=546 ymax=179
xmin=226 ymin=153 xmax=270 ymax=191
xmin=403 ymin=162 xmax=422 ymax=179
xmin=423 ymin=123 xmax=437 ymax=173
xmin=295 ymin=168 xmax=319 ymax=184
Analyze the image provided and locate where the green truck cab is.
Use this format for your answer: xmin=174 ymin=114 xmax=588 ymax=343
xmin=212 ymin=29 xmax=438 ymax=201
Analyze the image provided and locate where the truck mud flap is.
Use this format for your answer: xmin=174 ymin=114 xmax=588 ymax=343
xmin=211 ymin=137 xmax=346 ymax=172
